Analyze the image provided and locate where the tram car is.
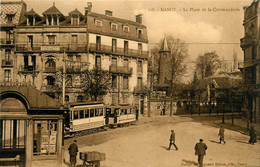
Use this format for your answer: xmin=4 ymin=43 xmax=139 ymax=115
xmin=64 ymin=102 xmax=106 ymax=137
xmin=105 ymin=104 xmax=136 ymax=127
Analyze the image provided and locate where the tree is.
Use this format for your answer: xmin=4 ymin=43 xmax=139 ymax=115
xmin=81 ymin=68 xmax=111 ymax=101
xmin=151 ymin=35 xmax=189 ymax=115
xmin=195 ymin=51 xmax=221 ymax=79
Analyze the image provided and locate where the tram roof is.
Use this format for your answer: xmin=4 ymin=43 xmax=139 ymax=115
xmin=68 ymin=101 xmax=103 ymax=107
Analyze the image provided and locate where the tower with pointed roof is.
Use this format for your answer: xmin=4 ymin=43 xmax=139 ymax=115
xmin=158 ymin=36 xmax=171 ymax=88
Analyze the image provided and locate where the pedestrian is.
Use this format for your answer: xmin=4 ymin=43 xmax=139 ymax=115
xmin=68 ymin=140 xmax=78 ymax=167
xmin=162 ymin=106 xmax=165 ymax=116
xmin=249 ymin=126 xmax=257 ymax=145
xmin=218 ymin=126 xmax=226 ymax=144
xmin=195 ymin=139 xmax=207 ymax=167
xmin=135 ymin=106 xmax=139 ymax=121
xmin=168 ymin=130 xmax=178 ymax=150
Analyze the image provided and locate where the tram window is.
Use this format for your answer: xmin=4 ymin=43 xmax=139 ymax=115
xmin=74 ymin=111 xmax=79 ymax=120
xmin=90 ymin=109 xmax=94 ymax=117
xmin=70 ymin=111 xmax=72 ymax=121
xmin=85 ymin=109 xmax=89 ymax=118
xmin=95 ymin=109 xmax=99 ymax=116
xmin=114 ymin=109 xmax=119 ymax=115
xmin=128 ymin=109 xmax=131 ymax=114
xmin=100 ymin=108 xmax=103 ymax=116
xmin=125 ymin=109 xmax=127 ymax=114
xmin=79 ymin=110 xmax=84 ymax=119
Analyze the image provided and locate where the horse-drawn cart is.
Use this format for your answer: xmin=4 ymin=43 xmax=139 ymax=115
xmin=80 ymin=151 xmax=105 ymax=167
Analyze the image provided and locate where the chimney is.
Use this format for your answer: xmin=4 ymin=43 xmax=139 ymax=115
xmin=105 ymin=10 xmax=113 ymax=16
xmin=136 ymin=14 xmax=142 ymax=24
xmin=85 ymin=2 xmax=92 ymax=15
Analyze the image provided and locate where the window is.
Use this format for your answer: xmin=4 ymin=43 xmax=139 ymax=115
xmin=137 ymin=61 xmax=142 ymax=72
xmin=24 ymin=55 xmax=28 ymax=68
xmin=123 ymin=76 xmax=129 ymax=89
xmin=112 ymin=57 xmax=117 ymax=66
xmin=47 ymin=76 xmax=55 ymax=86
xmin=4 ymin=69 xmax=11 ymax=81
xmin=67 ymin=75 xmax=72 ymax=86
xmin=112 ymin=39 xmax=117 ymax=52
xmin=137 ymin=77 xmax=142 ymax=88
xmin=6 ymin=14 xmax=14 ymax=22
xmin=96 ymin=36 xmax=101 ymax=51
xmin=95 ymin=55 xmax=101 ymax=69
xmin=137 ymin=29 xmax=143 ymax=38
xmin=72 ymin=16 xmax=78 ymax=25
xmin=0 ymin=120 xmax=26 ymax=149
xmin=28 ymin=36 xmax=33 ymax=48
xmin=123 ymin=59 xmax=129 ymax=68
xmin=76 ymin=55 xmax=81 ymax=62
xmin=5 ymin=49 xmax=11 ymax=62
xmin=48 ymin=35 xmax=56 ymax=45
xmin=112 ymin=75 xmax=117 ymax=88
xmin=68 ymin=55 xmax=73 ymax=61
xmin=123 ymin=26 xmax=129 ymax=33
xmin=77 ymin=95 xmax=83 ymax=102
xmin=33 ymin=120 xmax=58 ymax=155
xmin=6 ymin=31 xmax=12 ymax=44
xmin=65 ymin=95 xmax=70 ymax=102
xmin=124 ymin=41 xmax=128 ymax=54
xmin=95 ymin=20 xmax=102 ymax=27
xmin=99 ymin=108 xmax=103 ymax=116
xmin=53 ymin=15 xmax=57 ymax=25
xmin=111 ymin=23 xmax=118 ymax=31
xmin=95 ymin=109 xmax=99 ymax=116
xmin=90 ymin=109 xmax=94 ymax=117
xmin=45 ymin=58 xmax=56 ymax=72
xmin=74 ymin=111 xmax=79 ymax=120
xmin=79 ymin=110 xmax=84 ymax=119
xmin=138 ymin=43 xmax=142 ymax=55
xmin=85 ymin=109 xmax=89 ymax=118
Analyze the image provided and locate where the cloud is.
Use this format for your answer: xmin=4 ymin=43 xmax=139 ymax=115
xmin=134 ymin=9 xmax=223 ymax=44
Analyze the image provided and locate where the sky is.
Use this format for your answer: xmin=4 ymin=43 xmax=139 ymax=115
xmin=3 ymin=0 xmax=253 ymax=79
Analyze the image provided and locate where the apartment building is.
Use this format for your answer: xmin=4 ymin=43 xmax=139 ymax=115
xmin=240 ymin=0 xmax=259 ymax=123
xmin=1 ymin=1 xmax=149 ymax=113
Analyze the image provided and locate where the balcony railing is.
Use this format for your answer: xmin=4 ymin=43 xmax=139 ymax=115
xmin=133 ymin=86 xmax=147 ymax=94
xmin=1 ymin=59 xmax=13 ymax=67
xmin=18 ymin=65 xmax=39 ymax=73
xmin=89 ymin=43 xmax=148 ymax=58
xmin=44 ymin=67 xmax=56 ymax=73
xmin=66 ymin=61 xmax=89 ymax=73
xmin=41 ymin=44 xmax=60 ymax=51
xmin=61 ymin=44 xmax=88 ymax=52
xmin=109 ymin=64 xmax=133 ymax=75
xmin=16 ymin=44 xmax=41 ymax=52
xmin=1 ymin=38 xmax=14 ymax=45
xmin=41 ymin=84 xmax=59 ymax=92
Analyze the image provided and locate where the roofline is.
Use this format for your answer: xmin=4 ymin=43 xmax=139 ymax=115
xmin=1 ymin=1 xmax=26 ymax=5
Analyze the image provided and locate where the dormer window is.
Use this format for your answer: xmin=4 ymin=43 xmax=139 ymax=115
xmin=71 ymin=16 xmax=79 ymax=25
xmin=6 ymin=13 xmax=15 ymax=23
xmin=95 ymin=19 xmax=102 ymax=27
xmin=123 ymin=26 xmax=129 ymax=33
xmin=137 ymin=28 xmax=143 ymax=38
xmin=111 ymin=23 xmax=118 ymax=31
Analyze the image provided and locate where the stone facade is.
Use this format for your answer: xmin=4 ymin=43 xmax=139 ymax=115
xmin=240 ymin=0 xmax=260 ymax=123
xmin=0 ymin=2 xmax=148 ymax=114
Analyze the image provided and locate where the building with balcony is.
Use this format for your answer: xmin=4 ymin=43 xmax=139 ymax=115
xmin=1 ymin=1 xmax=148 ymax=114
xmin=240 ymin=0 xmax=260 ymax=124
xmin=0 ymin=1 xmax=26 ymax=83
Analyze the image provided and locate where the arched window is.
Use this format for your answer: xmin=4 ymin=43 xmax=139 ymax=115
xmin=45 ymin=58 xmax=56 ymax=72
xmin=46 ymin=76 xmax=55 ymax=86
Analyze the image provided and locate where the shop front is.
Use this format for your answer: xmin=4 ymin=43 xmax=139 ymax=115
xmin=0 ymin=83 xmax=65 ymax=167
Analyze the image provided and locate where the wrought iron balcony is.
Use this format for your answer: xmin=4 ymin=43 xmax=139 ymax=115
xmin=109 ymin=64 xmax=133 ymax=75
xmin=1 ymin=38 xmax=14 ymax=45
xmin=41 ymin=44 xmax=60 ymax=52
xmin=1 ymin=59 xmax=13 ymax=67
xmin=16 ymin=44 xmax=41 ymax=52
xmin=18 ymin=65 xmax=39 ymax=73
xmin=133 ymin=86 xmax=147 ymax=94
xmin=89 ymin=43 xmax=148 ymax=58
xmin=44 ymin=67 xmax=56 ymax=73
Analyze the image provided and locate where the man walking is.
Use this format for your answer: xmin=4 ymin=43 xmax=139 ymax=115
xmin=218 ymin=126 xmax=226 ymax=144
xmin=68 ymin=140 xmax=78 ymax=167
xmin=168 ymin=130 xmax=178 ymax=150
xmin=195 ymin=139 xmax=207 ymax=167
xmin=249 ymin=126 xmax=257 ymax=145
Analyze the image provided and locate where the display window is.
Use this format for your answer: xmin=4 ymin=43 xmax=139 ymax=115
xmin=33 ymin=120 xmax=58 ymax=155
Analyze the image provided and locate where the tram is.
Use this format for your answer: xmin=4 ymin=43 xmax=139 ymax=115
xmin=64 ymin=102 xmax=106 ymax=137
xmin=105 ymin=104 xmax=136 ymax=127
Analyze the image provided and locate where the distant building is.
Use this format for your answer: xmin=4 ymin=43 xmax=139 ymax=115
xmin=0 ymin=1 xmax=149 ymax=114
xmin=240 ymin=0 xmax=259 ymax=123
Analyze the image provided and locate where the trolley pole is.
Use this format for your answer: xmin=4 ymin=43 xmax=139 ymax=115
xmin=62 ymin=49 xmax=66 ymax=105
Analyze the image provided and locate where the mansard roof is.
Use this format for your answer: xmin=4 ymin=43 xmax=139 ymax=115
xmin=42 ymin=4 xmax=63 ymax=16
xmin=69 ymin=8 xmax=82 ymax=16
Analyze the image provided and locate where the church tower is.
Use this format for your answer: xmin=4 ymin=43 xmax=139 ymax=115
xmin=158 ymin=36 xmax=171 ymax=87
